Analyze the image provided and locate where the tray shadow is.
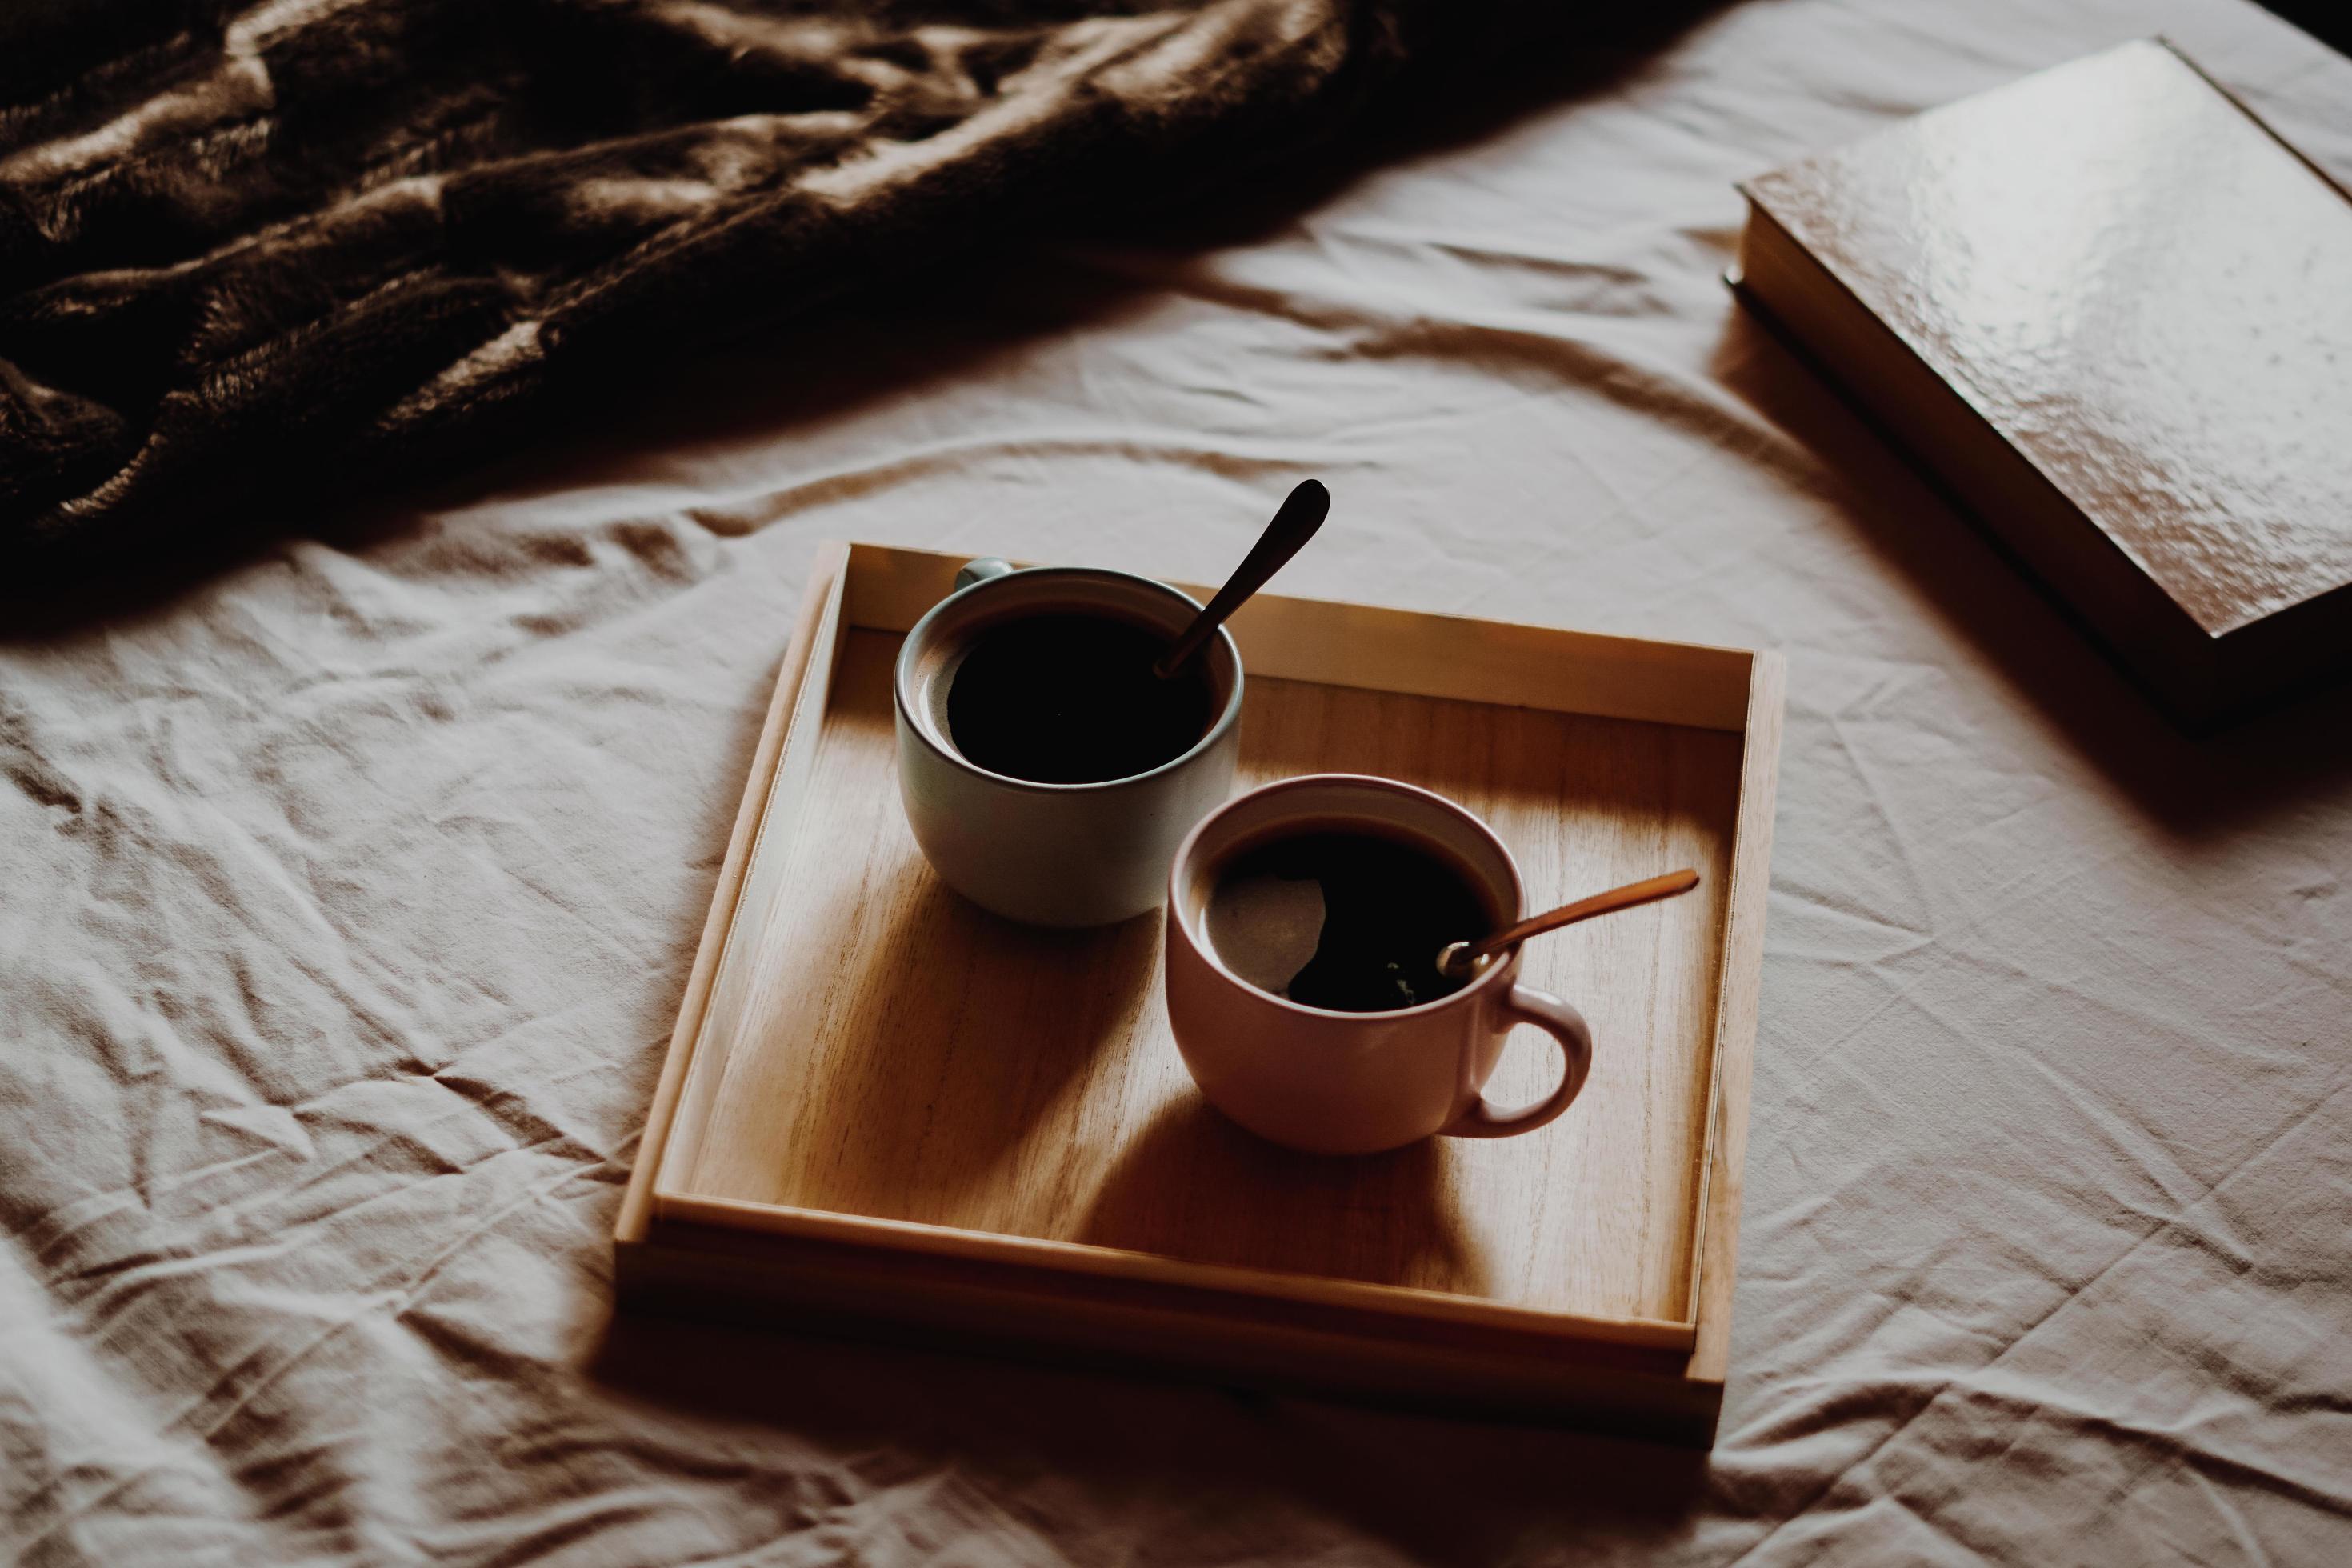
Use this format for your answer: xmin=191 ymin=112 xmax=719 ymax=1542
xmin=1078 ymin=1094 xmax=1486 ymax=1299
xmin=586 ymin=1308 xmax=1712 ymax=1564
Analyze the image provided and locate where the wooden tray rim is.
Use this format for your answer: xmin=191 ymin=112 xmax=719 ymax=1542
xmin=662 ymin=1192 xmax=1695 ymax=1350
xmin=618 ymin=540 xmax=1782 ymax=1368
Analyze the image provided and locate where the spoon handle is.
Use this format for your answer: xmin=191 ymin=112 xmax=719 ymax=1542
xmin=1467 ymin=868 xmax=1702 ymax=963
xmin=1154 ymin=479 xmax=1330 ymax=678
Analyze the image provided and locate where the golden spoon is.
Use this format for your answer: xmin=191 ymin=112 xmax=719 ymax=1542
xmin=1436 ymin=868 xmax=1702 ymax=979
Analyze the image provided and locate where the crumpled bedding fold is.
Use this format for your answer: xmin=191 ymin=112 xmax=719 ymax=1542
xmin=0 ymin=0 xmax=1453 ymax=565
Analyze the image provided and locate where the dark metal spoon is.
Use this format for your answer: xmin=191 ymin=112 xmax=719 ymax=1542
xmin=1154 ymin=479 xmax=1331 ymax=679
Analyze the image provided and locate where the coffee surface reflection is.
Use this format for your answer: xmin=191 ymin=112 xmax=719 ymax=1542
xmin=1204 ymin=828 xmax=1495 ymax=1012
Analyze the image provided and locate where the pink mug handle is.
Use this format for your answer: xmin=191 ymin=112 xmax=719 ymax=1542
xmin=1439 ymin=985 xmax=1594 ymax=1139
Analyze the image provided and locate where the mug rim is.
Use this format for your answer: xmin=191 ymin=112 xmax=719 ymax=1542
xmin=894 ymin=564 xmax=1245 ymax=797
xmin=1167 ymin=772 xmax=1527 ymax=1022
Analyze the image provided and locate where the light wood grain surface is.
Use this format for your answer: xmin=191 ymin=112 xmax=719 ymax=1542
xmin=615 ymin=542 xmax=850 ymax=1247
xmin=675 ymin=626 xmax=1742 ymax=1326
xmin=1687 ymin=650 xmax=1785 ymax=1386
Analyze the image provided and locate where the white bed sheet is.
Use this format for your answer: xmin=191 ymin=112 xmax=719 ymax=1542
xmin=6 ymin=1 xmax=2351 ymax=1562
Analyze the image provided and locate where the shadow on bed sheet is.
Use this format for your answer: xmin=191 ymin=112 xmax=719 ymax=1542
xmin=587 ymin=1309 xmax=1711 ymax=1561
xmin=0 ymin=2 xmax=1735 ymax=640
xmin=1709 ymin=307 xmax=2352 ymax=845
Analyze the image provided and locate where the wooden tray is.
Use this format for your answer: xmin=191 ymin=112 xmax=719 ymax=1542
xmin=615 ymin=542 xmax=1783 ymax=1442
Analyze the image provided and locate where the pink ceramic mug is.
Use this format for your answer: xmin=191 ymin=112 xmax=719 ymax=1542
xmin=1163 ymin=774 xmax=1594 ymax=1155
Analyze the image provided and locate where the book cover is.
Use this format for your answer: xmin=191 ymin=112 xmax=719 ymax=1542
xmin=1734 ymin=39 xmax=2352 ymax=726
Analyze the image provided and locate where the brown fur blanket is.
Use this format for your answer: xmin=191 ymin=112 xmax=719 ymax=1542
xmin=0 ymin=0 xmax=1457 ymax=567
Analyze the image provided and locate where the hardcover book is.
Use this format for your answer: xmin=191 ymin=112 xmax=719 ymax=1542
xmin=1733 ymin=39 xmax=2352 ymax=726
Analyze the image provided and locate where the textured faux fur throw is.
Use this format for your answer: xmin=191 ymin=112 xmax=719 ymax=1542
xmin=0 ymin=0 xmax=1451 ymax=567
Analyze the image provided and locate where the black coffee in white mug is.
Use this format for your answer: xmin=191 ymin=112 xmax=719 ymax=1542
xmin=894 ymin=559 xmax=1243 ymax=927
xmin=946 ymin=612 xmax=1215 ymax=785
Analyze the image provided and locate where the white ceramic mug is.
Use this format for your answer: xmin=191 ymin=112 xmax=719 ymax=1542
xmin=894 ymin=559 xmax=1244 ymax=927
xmin=1164 ymin=774 xmax=1594 ymax=1154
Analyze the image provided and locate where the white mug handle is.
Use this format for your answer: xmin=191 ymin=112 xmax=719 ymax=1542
xmin=1439 ymin=985 xmax=1594 ymax=1139
xmin=954 ymin=557 xmax=1018 ymax=591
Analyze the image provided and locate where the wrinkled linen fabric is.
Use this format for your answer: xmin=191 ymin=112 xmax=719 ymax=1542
xmin=6 ymin=0 xmax=2352 ymax=1564
xmin=0 ymin=0 xmax=1440 ymax=564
